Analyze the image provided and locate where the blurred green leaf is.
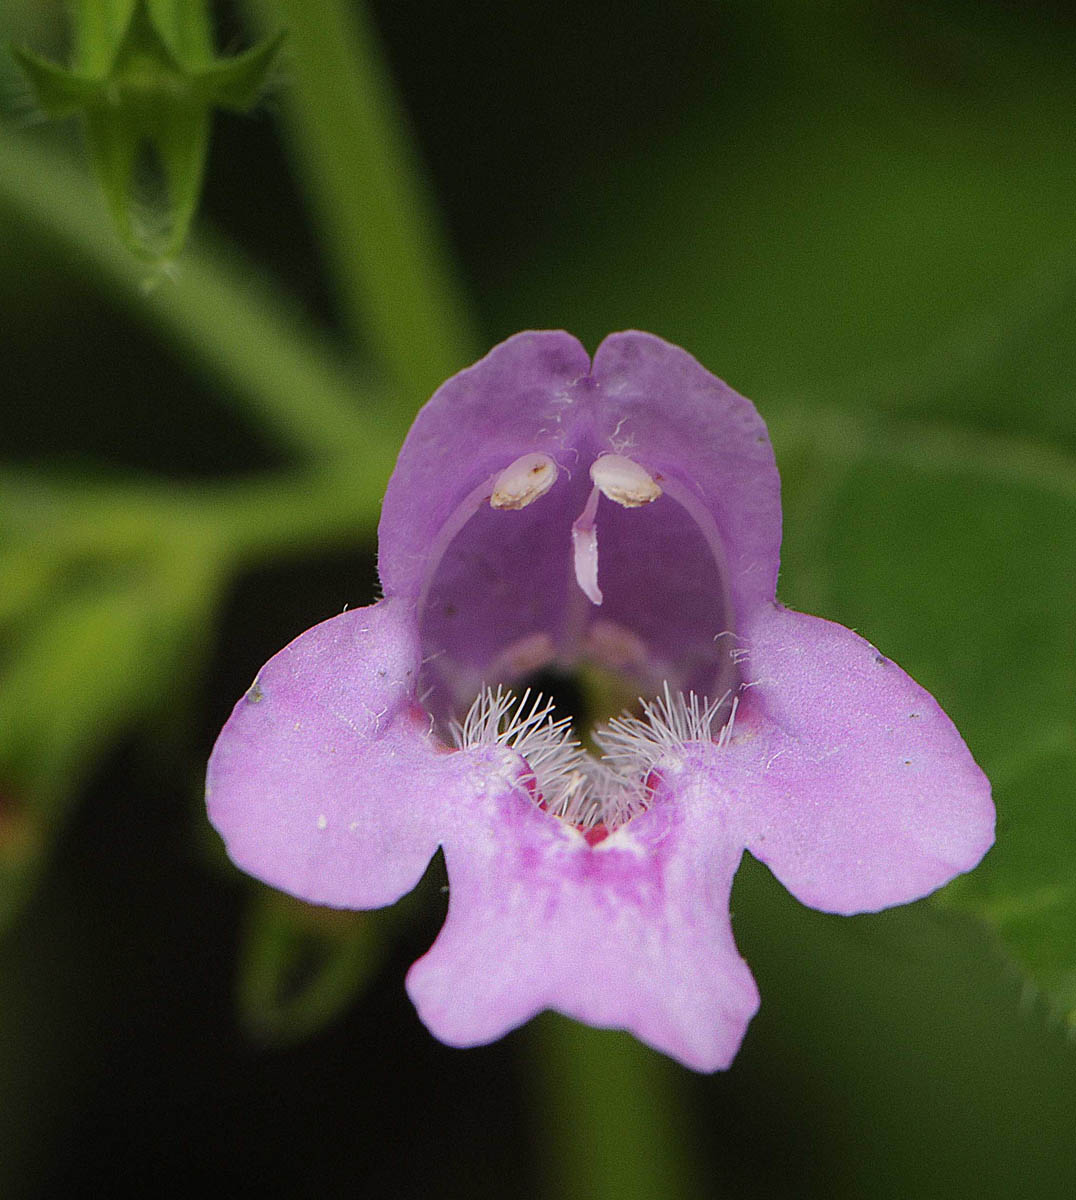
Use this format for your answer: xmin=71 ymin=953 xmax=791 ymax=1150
xmin=772 ymin=407 xmax=1076 ymax=1030
xmin=0 ymin=545 xmax=58 ymax=635
xmin=0 ymin=541 xmax=220 ymax=932
xmin=236 ymin=887 xmax=397 ymax=1045
xmin=9 ymin=46 xmax=100 ymax=116
xmin=192 ymin=32 xmax=286 ymax=112
xmin=0 ymin=794 xmax=45 ymax=943
xmin=489 ymin=1 xmax=1076 ymax=449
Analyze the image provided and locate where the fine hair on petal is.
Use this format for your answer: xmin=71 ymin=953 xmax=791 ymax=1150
xmin=451 ymin=682 xmax=736 ymax=831
xmin=594 ymin=683 xmax=736 ymax=771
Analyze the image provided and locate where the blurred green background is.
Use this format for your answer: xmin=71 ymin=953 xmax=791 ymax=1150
xmin=1 ymin=2 xmax=1075 ymax=1197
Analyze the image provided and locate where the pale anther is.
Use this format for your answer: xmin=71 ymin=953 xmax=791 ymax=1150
xmin=590 ymin=453 xmax=662 ymax=507
xmin=490 ymin=452 xmax=558 ymax=509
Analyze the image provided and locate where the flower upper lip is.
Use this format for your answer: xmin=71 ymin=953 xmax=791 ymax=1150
xmin=404 ymin=333 xmax=752 ymax=729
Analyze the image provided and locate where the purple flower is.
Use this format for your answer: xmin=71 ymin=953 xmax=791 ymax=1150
xmin=206 ymin=331 xmax=994 ymax=1072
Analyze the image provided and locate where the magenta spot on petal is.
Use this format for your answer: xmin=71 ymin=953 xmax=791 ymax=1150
xmin=583 ymin=823 xmax=610 ymax=847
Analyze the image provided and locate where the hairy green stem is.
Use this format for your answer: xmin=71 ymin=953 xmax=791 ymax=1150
xmin=249 ymin=0 xmax=477 ymax=414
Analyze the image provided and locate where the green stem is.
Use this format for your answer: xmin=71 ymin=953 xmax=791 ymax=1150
xmin=191 ymin=466 xmax=389 ymax=560
xmin=0 ymin=130 xmax=386 ymax=464
xmin=530 ymin=1016 xmax=702 ymax=1200
xmin=249 ymin=0 xmax=477 ymax=413
xmin=1 ymin=464 xmax=389 ymax=563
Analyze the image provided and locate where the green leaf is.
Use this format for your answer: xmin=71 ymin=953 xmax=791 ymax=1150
xmin=0 ymin=794 xmax=45 ymax=939
xmin=236 ymin=887 xmax=398 ymax=1045
xmin=772 ymin=408 xmax=1076 ymax=1030
xmin=955 ymin=744 xmax=1076 ymax=1024
xmin=488 ymin=3 xmax=1076 ymax=449
xmin=9 ymin=46 xmax=100 ymax=117
xmin=0 ymin=544 xmax=57 ymax=635
xmin=193 ymin=31 xmax=285 ymax=113
xmin=0 ymin=544 xmax=219 ymax=933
